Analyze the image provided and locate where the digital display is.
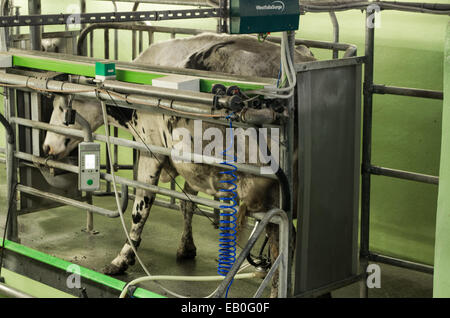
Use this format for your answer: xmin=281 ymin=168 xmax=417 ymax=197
xmin=85 ymin=154 xmax=96 ymax=170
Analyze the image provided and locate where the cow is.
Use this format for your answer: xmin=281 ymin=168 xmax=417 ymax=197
xmin=42 ymin=33 xmax=316 ymax=297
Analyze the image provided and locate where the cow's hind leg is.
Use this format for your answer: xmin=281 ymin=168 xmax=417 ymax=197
xmin=266 ymin=222 xmax=296 ymax=298
xmin=176 ymin=182 xmax=198 ymax=261
xmin=103 ymin=154 xmax=164 ymax=275
xmin=266 ymin=223 xmax=280 ymax=298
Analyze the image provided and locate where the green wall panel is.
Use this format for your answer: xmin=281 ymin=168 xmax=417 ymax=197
xmin=433 ymin=22 xmax=450 ymax=298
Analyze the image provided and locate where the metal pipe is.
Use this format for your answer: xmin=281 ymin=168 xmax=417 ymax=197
xmin=14 ymin=151 xmax=129 ymax=217
xmin=10 ymin=117 xmax=276 ymax=179
xmin=17 ymin=184 xmax=122 ymax=218
xmin=14 ymin=150 xmax=227 ymax=212
xmin=102 ymin=79 xmax=237 ymax=109
xmin=0 ymin=282 xmax=34 ymax=298
xmin=212 ymin=208 xmax=289 ymax=298
xmin=0 ymin=0 xmax=10 ymax=52
xmin=75 ymin=113 xmax=93 ymax=142
xmin=360 ymin=8 xmax=375 ymax=299
xmin=266 ymin=36 xmax=356 ymax=53
xmin=95 ymin=0 xmax=215 ymax=5
xmin=370 ymin=165 xmax=439 ymax=185
xmin=372 ymin=84 xmax=443 ymax=100
xmin=77 ymin=24 xmax=204 ymax=56
xmin=28 ymin=0 xmax=41 ymax=50
xmin=368 ymin=252 xmax=434 ymax=275
xmin=74 ymin=112 xmax=94 ymax=231
xmin=0 ymin=72 xmax=238 ymax=117
xmin=329 ymin=11 xmax=339 ymax=59
xmin=4 ymin=88 xmax=18 ymax=242
xmin=0 ymin=112 xmax=14 ymax=144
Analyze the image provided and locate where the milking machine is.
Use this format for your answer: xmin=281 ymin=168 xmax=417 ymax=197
xmin=0 ymin=0 xmax=367 ymax=298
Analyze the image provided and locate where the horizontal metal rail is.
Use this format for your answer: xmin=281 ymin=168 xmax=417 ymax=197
xmin=14 ymin=152 xmax=217 ymax=219
xmin=267 ymin=36 xmax=357 ymax=57
xmin=17 ymin=184 xmax=121 ymax=218
xmin=96 ymin=0 xmax=214 ymax=5
xmin=0 ymin=8 xmax=221 ymax=27
xmin=10 ymin=117 xmax=276 ymax=179
xmin=369 ymin=165 xmax=439 ymax=185
xmin=368 ymin=252 xmax=434 ymax=274
xmin=77 ymin=23 xmax=205 ymax=56
xmin=372 ymin=84 xmax=443 ymax=100
xmin=14 ymin=150 xmax=230 ymax=212
xmin=0 ymin=72 xmax=238 ymax=118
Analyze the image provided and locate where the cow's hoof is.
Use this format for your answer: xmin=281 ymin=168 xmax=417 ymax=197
xmin=176 ymin=247 xmax=197 ymax=261
xmin=103 ymin=263 xmax=127 ymax=276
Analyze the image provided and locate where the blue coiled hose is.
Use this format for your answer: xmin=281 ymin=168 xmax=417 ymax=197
xmin=217 ymin=113 xmax=238 ymax=298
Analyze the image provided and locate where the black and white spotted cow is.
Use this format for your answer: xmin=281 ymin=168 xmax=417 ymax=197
xmin=42 ymin=33 xmax=316 ymax=297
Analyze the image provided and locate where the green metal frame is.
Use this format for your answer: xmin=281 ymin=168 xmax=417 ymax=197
xmin=1 ymin=50 xmax=272 ymax=298
xmin=11 ymin=53 xmax=268 ymax=93
xmin=0 ymin=238 xmax=164 ymax=298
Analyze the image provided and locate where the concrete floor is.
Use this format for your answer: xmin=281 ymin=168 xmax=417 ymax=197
xmin=0 ymin=165 xmax=433 ymax=298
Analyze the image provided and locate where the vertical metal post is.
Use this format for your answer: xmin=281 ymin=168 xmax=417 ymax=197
xmin=329 ymin=11 xmax=339 ymax=59
xmin=4 ymin=88 xmax=18 ymax=242
xmin=28 ymin=0 xmax=41 ymax=51
xmin=79 ymin=0 xmax=87 ymax=55
xmin=0 ymin=0 xmax=11 ymax=52
xmin=360 ymin=10 xmax=375 ymax=298
xmin=284 ymin=30 xmax=296 ymax=297
xmin=104 ymin=29 xmax=112 ymax=193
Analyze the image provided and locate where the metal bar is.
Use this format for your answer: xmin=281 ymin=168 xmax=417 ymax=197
xmin=104 ymin=28 xmax=110 ymax=59
xmin=0 ymin=238 xmax=162 ymax=298
xmin=0 ymin=8 xmax=221 ymax=27
xmin=253 ymin=252 xmax=283 ymax=298
xmin=28 ymin=0 xmax=41 ymax=50
xmin=284 ymin=30 xmax=296 ymax=297
xmin=267 ymin=36 xmax=356 ymax=53
xmin=370 ymin=165 xmax=439 ymax=185
xmin=77 ymin=23 xmax=203 ymax=55
xmin=329 ymin=11 xmax=339 ymax=59
xmin=0 ymin=71 xmax=262 ymax=119
xmin=96 ymin=0 xmax=214 ymax=5
xmin=17 ymin=184 xmax=121 ymax=218
xmin=368 ymin=253 xmax=434 ymax=274
xmin=372 ymin=84 xmax=443 ymax=100
xmin=14 ymin=150 xmax=230 ymax=212
xmin=359 ymin=9 xmax=375 ymax=299
xmin=4 ymin=87 xmax=18 ymax=242
xmin=213 ymin=208 xmax=289 ymax=298
xmin=10 ymin=117 xmax=275 ymax=178
xmin=0 ymin=282 xmax=34 ymax=298
xmin=9 ymin=30 xmax=80 ymax=41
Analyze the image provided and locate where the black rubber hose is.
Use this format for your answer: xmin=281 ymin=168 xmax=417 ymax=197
xmin=246 ymin=165 xmax=291 ymax=268
xmin=0 ymin=113 xmax=14 ymax=144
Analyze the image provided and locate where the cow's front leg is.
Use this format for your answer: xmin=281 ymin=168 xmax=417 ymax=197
xmin=176 ymin=182 xmax=198 ymax=261
xmin=103 ymin=154 xmax=164 ymax=275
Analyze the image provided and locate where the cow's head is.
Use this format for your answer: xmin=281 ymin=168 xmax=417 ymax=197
xmin=43 ymin=95 xmax=103 ymax=159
